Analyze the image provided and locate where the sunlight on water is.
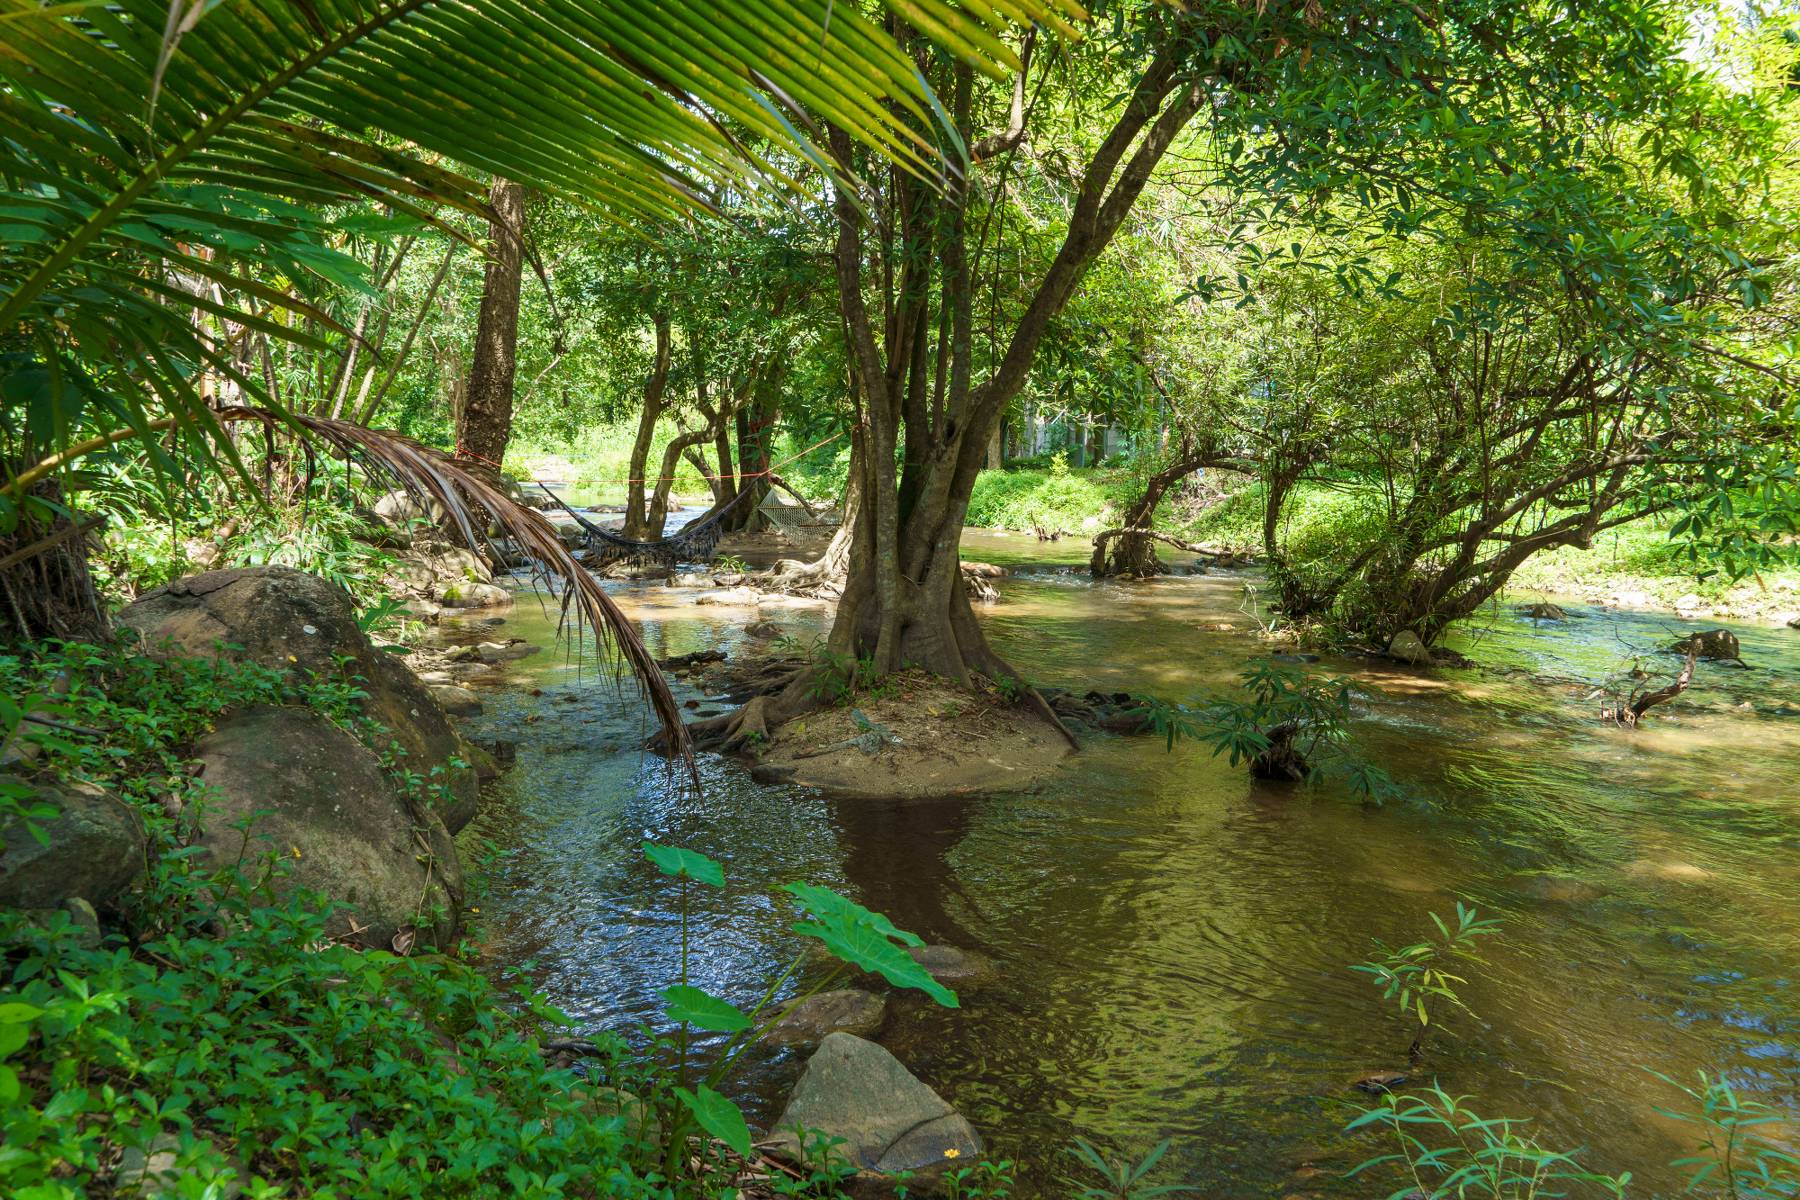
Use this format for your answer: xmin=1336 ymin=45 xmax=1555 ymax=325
xmin=454 ymin=558 xmax=1800 ymax=1197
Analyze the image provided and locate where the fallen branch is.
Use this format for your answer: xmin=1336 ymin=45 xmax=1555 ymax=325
xmin=1605 ymin=642 xmax=1698 ymax=726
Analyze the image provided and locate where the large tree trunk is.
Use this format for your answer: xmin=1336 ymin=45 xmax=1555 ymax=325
xmin=621 ymin=312 xmax=673 ymax=539
xmin=455 ymin=178 xmax=526 ymax=473
xmin=687 ymin=43 xmax=1203 ymax=754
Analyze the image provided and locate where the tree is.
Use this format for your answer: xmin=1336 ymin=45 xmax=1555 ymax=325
xmin=455 ymin=178 xmax=527 ymax=472
xmin=0 ymin=0 xmax=1064 ymax=676
xmin=699 ymin=0 xmax=1751 ymax=746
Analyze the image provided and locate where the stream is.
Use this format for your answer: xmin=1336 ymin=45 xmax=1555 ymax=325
xmin=450 ymin=531 xmax=1800 ymax=1197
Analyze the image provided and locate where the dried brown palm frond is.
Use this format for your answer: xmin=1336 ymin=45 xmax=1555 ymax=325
xmin=214 ymin=405 xmax=696 ymax=781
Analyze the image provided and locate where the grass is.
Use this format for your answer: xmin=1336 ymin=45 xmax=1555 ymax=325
xmin=965 ymin=464 xmax=1135 ymax=532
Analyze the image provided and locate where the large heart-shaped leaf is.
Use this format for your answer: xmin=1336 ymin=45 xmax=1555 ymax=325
xmin=643 ymin=843 xmax=725 ymax=887
xmin=783 ymin=883 xmax=956 ymax=1008
xmin=783 ymin=882 xmax=923 ymax=947
xmin=674 ymin=1084 xmax=751 ymax=1158
xmin=661 ymin=985 xmax=751 ymax=1033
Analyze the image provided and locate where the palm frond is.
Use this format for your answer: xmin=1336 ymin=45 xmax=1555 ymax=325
xmin=213 ymin=405 xmax=697 ymax=778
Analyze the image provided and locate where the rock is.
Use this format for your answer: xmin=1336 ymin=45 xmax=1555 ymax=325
xmin=60 ymin=897 xmax=102 ymax=947
xmin=119 ymin=567 xmax=484 ymax=834
xmin=371 ymin=489 xmax=444 ymax=532
xmin=476 ymin=640 xmax=539 ymax=664
xmin=905 ymin=944 xmax=994 ymax=988
xmin=387 ymin=531 xmax=494 ymax=599
xmin=191 ymin=706 xmax=463 ymax=950
xmin=1673 ymin=592 xmax=1704 ymax=613
xmin=429 ymin=685 xmax=484 ymax=717
xmin=1673 ymin=629 xmax=1742 ymax=662
xmin=1788 ymin=614 xmax=1800 ymax=630
xmin=1351 ymin=1070 xmax=1410 ymax=1095
xmin=1611 ymin=588 xmax=1652 ymax=608
xmin=1625 ymin=858 xmax=1714 ymax=884
xmin=116 ymin=1131 xmax=243 ymax=1199
xmin=745 ymin=620 xmax=783 ymax=639
xmin=0 ymin=778 xmax=145 ymax=909
xmin=1521 ymin=602 xmax=1566 ymax=621
xmin=438 ymin=580 xmax=513 ymax=609
xmin=1515 ymin=874 xmax=1606 ymax=904
xmin=694 ymin=587 xmax=762 ymax=606
xmin=659 ymin=649 xmax=727 ymax=670
xmin=1385 ymin=629 xmax=1431 ymax=665
xmin=769 ymin=1033 xmax=981 ymax=1177
xmin=766 ymin=989 xmax=887 ymax=1048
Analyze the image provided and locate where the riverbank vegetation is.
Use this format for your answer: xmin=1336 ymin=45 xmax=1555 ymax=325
xmin=7 ymin=0 xmax=1800 ymax=1196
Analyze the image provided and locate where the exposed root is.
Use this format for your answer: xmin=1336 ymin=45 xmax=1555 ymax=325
xmin=1604 ymin=644 xmax=1698 ymax=726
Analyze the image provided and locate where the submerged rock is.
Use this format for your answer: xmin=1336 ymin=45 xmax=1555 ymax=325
xmin=1521 ymin=602 xmax=1567 ymax=621
xmin=766 ymin=989 xmax=887 ymax=1048
xmin=905 ymin=944 xmax=995 ymax=988
xmin=1625 ymin=858 xmax=1714 ymax=885
xmin=1673 ymin=629 xmax=1743 ymax=663
xmin=1515 ymin=874 xmax=1607 ymax=904
xmin=745 ymin=620 xmax=783 ymax=639
xmin=1351 ymin=1070 xmax=1410 ymax=1094
xmin=0 ymin=778 xmax=145 ymax=909
xmin=769 ymin=1033 xmax=981 ymax=1178
xmin=119 ymin=567 xmax=484 ymax=833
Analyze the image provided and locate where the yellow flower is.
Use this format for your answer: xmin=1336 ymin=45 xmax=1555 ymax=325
xmin=943 ymin=1149 xmax=960 ymax=1160
xmin=291 ymin=846 xmax=302 ymax=859
xmin=286 ymin=655 xmax=297 ymax=662
xmin=470 ymin=907 xmax=481 ymax=914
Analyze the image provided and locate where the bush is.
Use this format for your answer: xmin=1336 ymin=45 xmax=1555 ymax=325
xmin=965 ymin=465 xmax=1129 ymax=532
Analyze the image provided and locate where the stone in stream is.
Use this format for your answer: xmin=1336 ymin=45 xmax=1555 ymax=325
xmin=745 ymin=620 xmax=784 ymax=639
xmin=905 ymin=944 xmax=995 ymax=988
xmin=1515 ymin=874 xmax=1607 ymax=904
xmin=429 ymin=685 xmax=484 ymax=717
xmin=1384 ymin=629 xmax=1432 ymax=665
xmin=1521 ymin=602 xmax=1567 ymax=621
xmin=765 ymin=989 xmax=888 ymax=1048
xmin=0 ymin=778 xmax=145 ymax=910
xmin=1351 ymin=1069 xmax=1410 ymax=1094
xmin=476 ymin=640 xmax=540 ymax=664
xmin=769 ymin=1033 xmax=981 ymax=1179
xmin=438 ymin=580 xmax=513 ymax=609
xmin=1672 ymin=629 xmax=1743 ymax=663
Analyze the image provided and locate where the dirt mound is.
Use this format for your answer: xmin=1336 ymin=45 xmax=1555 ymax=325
xmin=748 ymin=672 xmax=1071 ymax=799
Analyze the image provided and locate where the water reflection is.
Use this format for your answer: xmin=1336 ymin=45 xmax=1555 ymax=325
xmin=459 ymin=559 xmax=1799 ymax=1196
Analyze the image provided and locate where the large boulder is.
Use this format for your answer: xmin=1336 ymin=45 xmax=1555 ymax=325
xmin=0 ymin=778 xmax=145 ymax=909
xmin=769 ymin=1033 xmax=981 ymax=1179
xmin=118 ymin=567 xmax=483 ymax=833
xmin=190 ymin=706 xmax=463 ymax=950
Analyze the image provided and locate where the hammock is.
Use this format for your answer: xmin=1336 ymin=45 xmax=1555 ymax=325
xmin=537 ymin=482 xmax=756 ymax=568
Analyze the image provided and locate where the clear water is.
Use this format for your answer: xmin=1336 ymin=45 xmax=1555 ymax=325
xmin=450 ymin=543 xmax=1800 ymax=1197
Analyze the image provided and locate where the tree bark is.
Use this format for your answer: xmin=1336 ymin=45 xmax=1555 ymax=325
xmin=621 ymin=312 xmax=673 ymax=539
xmin=456 ymin=177 xmax=526 ymax=472
xmin=1090 ymin=453 xmax=1216 ymax=577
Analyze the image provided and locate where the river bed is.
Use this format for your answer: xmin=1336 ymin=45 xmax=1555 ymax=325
xmin=450 ymin=536 xmax=1800 ymax=1197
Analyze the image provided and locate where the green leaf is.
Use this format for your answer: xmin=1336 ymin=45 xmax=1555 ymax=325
xmin=0 ymin=1003 xmax=44 ymax=1023
xmin=661 ymin=985 xmax=751 ymax=1033
xmin=643 ymin=843 xmax=724 ymax=887
xmin=783 ymin=882 xmax=956 ymax=1008
xmin=674 ymin=1084 xmax=751 ymax=1158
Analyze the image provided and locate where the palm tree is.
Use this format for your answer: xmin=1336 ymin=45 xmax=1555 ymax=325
xmin=0 ymin=0 xmax=1081 ymax=751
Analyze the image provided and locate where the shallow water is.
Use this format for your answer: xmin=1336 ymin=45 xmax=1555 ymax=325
xmin=454 ymin=545 xmax=1800 ymax=1197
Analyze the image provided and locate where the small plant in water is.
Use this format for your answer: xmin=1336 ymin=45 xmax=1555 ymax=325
xmin=1654 ymin=1070 xmax=1800 ymax=1199
xmin=1063 ymin=1137 xmax=1194 ymax=1200
xmin=1352 ymin=902 xmax=1500 ymax=1062
xmin=1138 ymin=657 xmax=1402 ymax=803
xmin=1348 ymin=1085 xmax=1630 ymax=1199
